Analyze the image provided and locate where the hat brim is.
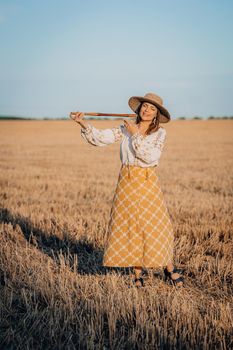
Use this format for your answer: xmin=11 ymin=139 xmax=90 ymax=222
xmin=128 ymin=96 xmax=171 ymax=123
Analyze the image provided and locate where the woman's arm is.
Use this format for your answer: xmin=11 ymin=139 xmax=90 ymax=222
xmin=70 ymin=111 xmax=123 ymax=147
xmin=80 ymin=124 xmax=123 ymax=146
xmin=130 ymin=128 xmax=167 ymax=164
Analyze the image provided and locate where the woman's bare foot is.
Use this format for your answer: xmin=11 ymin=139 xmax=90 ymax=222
xmin=133 ymin=266 xmax=144 ymax=288
xmin=134 ymin=277 xmax=144 ymax=288
xmin=165 ymin=263 xmax=184 ymax=286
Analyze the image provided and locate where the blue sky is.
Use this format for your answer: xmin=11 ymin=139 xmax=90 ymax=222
xmin=0 ymin=0 xmax=233 ymax=119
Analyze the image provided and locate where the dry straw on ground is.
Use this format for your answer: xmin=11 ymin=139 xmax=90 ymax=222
xmin=0 ymin=119 xmax=232 ymax=349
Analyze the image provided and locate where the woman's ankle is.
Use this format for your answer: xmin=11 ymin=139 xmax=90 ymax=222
xmin=134 ymin=266 xmax=142 ymax=279
xmin=166 ymin=263 xmax=174 ymax=272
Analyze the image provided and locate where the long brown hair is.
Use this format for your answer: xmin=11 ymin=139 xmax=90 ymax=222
xmin=135 ymin=103 xmax=161 ymax=135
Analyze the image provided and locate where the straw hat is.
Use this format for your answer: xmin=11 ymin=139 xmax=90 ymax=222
xmin=128 ymin=92 xmax=171 ymax=123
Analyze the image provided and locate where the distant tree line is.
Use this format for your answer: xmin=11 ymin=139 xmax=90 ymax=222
xmin=177 ymin=116 xmax=233 ymax=120
xmin=0 ymin=115 xmax=233 ymax=121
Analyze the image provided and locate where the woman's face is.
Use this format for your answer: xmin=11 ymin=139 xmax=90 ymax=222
xmin=139 ymin=102 xmax=157 ymax=121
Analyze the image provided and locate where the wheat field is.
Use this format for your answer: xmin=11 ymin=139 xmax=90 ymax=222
xmin=0 ymin=119 xmax=232 ymax=349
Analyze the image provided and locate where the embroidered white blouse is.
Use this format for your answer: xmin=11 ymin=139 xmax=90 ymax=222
xmin=80 ymin=123 xmax=167 ymax=167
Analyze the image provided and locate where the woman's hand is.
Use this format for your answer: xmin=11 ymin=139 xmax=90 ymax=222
xmin=70 ymin=111 xmax=87 ymax=129
xmin=124 ymin=120 xmax=139 ymax=136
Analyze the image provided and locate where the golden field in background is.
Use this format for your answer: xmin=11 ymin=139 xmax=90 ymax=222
xmin=0 ymin=120 xmax=232 ymax=349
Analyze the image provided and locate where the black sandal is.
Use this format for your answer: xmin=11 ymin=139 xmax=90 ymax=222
xmin=164 ymin=267 xmax=184 ymax=286
xmin=134 ymin=277 xmax=144 ymax=288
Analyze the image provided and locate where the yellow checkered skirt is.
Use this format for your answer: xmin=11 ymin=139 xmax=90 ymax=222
xmin=103 ymin=164 xmax=174 ymax=268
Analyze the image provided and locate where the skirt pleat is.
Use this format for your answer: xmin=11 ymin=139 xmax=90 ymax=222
xmin=103 ymin=164 xmax=174 ymax=268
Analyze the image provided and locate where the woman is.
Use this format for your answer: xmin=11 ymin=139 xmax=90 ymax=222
xmin=70 ymin=92 xmax=184 ymax=288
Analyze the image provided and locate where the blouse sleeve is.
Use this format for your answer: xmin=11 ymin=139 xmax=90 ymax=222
xmin=80 ymin=123 xmax=124 ymax=146
xmin=130 ymin=127 xmax=167 ymax=164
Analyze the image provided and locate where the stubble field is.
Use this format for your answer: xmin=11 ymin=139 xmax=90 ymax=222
xmin=0 ymin=119 xmax=232 ymax=349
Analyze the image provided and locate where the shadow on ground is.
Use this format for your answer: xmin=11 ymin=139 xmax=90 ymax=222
xmin=0 ymin=207 xmax=133 ymax=277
